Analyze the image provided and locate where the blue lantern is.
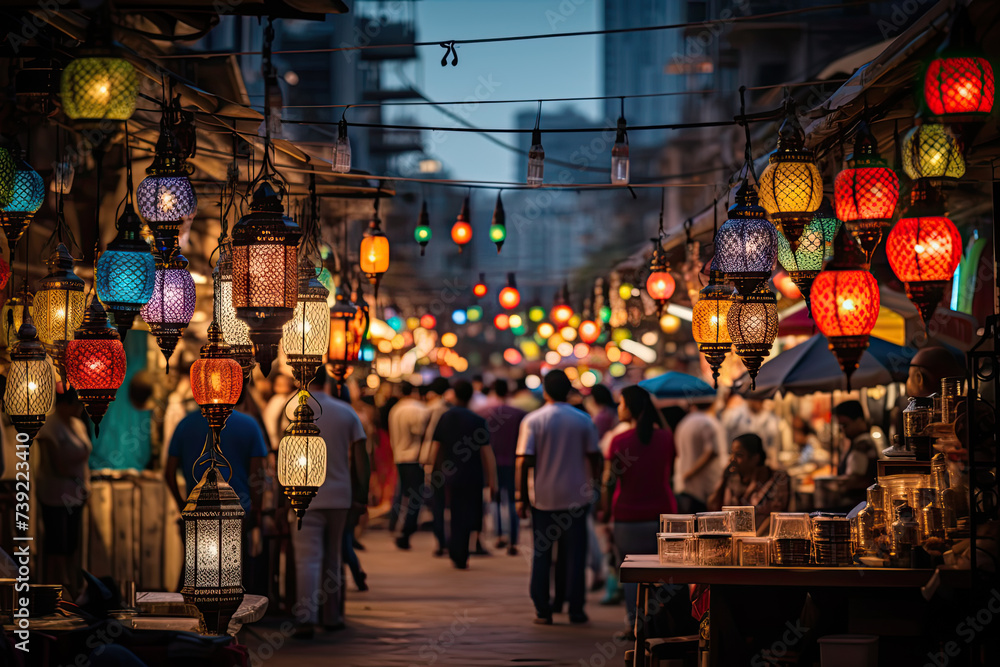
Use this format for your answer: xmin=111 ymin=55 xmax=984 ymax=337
xmin=1 ymin=153 xmax=45 ymax=256
xmin=96 ymin=200 xmax=156 ymax=339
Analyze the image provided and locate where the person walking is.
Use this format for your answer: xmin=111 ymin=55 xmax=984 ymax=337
xmin=477 ymin=379 xmax=526 ymax=555
xmin=672 ymin=397 xmax=725 ymax=514
xmin=428 ymin=380 xmax=498 ymax=569
xmin=516 ymin=370 xmax=602 ymax=625
xmin=289 ymin=372 xmax=368 ymax=638
xmin=421 ymin=377 xmax=452 ymax=556
xmin=386 ymin=381 xmax=429 ymax=550
xmin=601 ymin=385 xmax=677 ymax=634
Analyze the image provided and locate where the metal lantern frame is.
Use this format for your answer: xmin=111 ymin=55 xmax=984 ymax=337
xmin=66 ymin=297 xmax=126 ymax=429
xmin=902 ymin=123 xmax=966 ymax=181
xmin=137 ymin=106 xmax=197 ymax=257
xmin=835 ymin=122 xmax=900 ymax=262
xmin=283 ymin=260 xmax=331 ymax=388
xmin=328 ymin=286 xmax=359 ymax=391
xmin=191 ymin=321 xmax=244 ymax=448
xmin=277 ymin=391 xmax=328 ymax=527
xmin=715 ymin=181 xmax=778 ymax=296
xmin=727 ymin=283 xmax=778 ymax=390
xmin=2 ymin=285 xmax=33 ymax=349
xmin=3 ymin=313 xmax=56 ymax=440
xmin=34 ymin=243 xmax=86 ymax=385
xmin=777 ymin=208 xmax=841 ymax=311
xmin=360 ymin=202 xmax=389 ymax=298
xmin=922 ymin=5 xmax=995 ymax=120
xmin=0 ymin=149 xmax=45 ymax=256
xmin=141 ymin=253 xmax=196 ymax=370
xmin=692 ymin=269 xmax=734 ymax=388
xmin=644 ymin=237 xmax=675 ymax=317
xmin=214 ymin=242 xmax=255 ymax=378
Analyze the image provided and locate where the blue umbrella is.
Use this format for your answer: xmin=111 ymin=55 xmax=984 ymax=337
xmin=639 ymin=371 xmax=716 ymax=400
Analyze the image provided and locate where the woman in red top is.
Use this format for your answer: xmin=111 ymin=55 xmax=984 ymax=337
xmin=601 ymin=385 xmax=677 ymax=632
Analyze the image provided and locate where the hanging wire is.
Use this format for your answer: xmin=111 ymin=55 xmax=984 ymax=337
xmin=738 ymin=86 xmax=758 ymax=184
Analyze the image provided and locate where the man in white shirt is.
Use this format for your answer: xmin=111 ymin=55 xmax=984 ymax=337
xmin=290 ymin=373 xmax=368 ymax=638
xmin=516 ymin=370 xmax=602 ymax=625
xmin=386 ymin=381 xmax=429 ymax=549
xmin=673 ymin=398 xmax=726 ymax=513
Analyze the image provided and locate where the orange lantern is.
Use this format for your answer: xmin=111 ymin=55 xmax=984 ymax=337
xmin=451 ymin=197 xmax=472 ymax=251
xmin=473 ymin=272 xmax=488 ymax=298
xmin=420 ymin=313 xmax=437 ymax=329
xmin=499 ymin=273 xmax=521 ymax=310
xmin=550 ymin=283 xmax=573 ymax=326
xmin=360 ymin=204 xmax=389 ymax=299
xmin=494 ymin=313 xmax=510 ymax=330
xmin=578 ymin=319 xmax=600 ymax=345
xmin=191 ymin=321 xmax=244 ymax=446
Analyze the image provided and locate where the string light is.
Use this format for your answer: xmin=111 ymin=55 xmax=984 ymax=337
xmin=473 ymin=273 xmax=488 ymax=298
xmin=414 ymin=201 xmax=432 ymax=255
xmin=451 ymin=197 xmax=472 ymax=251
xmin=611 ymin=101 xmax=630 ymax=185
xmin=489 ymin=192 xmax=507 ymax=253
xmin=332 ymin=117 xmax=352 ymax=173
xmin=499 ymin=273 xmax=521 ymax=310
xmin=527 ymin=103 xmax=544 ymax=187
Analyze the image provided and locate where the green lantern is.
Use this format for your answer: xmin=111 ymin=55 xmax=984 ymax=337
xmin=414 ymin=201 xmax=432 ymax=255
xmin=489 ymin=192 xmax=507 ymax=253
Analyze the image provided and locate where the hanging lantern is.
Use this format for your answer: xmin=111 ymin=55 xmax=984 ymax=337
xmin=231 ymin=182 xmax=301 ymax=377
xmin=499 ymin=273 xmax=521 ymax=310
xmin=493 ymin=313 xmax=510 ymax=330
xmin=578 ymin=319 xmax=600 ymax=345
xmin=277 ymin=391 xmax=328 ymax=527
xmin=527 ymin=126 xmax=544 ymax=187
xmin=902 ymin=124 xmax=965 ymax=180
xmin=136 ymin=112 xmax=197 ymax=259
xmin=96 ymin=200 xmax=156 ymax=339
xmin=490 ymin=192 xmax=507 ymax=253
xmin=758 ymin=100 xmax=824 ymax=251
xmin=141 ymin=255 xmax=196 ymax=371
xmin=331 ymin=117 xmax=352 ymax=173
xmin=359 ymin=202 xmax=389 ymax=298
xmin=3 ymin=314 xmax=56 ymax=440
xmin=611 ymin=114 xmax=630 ymax=185
xmin=645 ymin=238 xmax=675 ymax=316
xmin=66 ymin=297 xmax=126 ymax=430
xmin=0 ymin=144 xmax=14 ymax=208
xmin=886 ymin=183 xmax=962 ymax=326
xmin=414 ymin=201 xmax=432 ymax=255
xmin=923 ymin=6 xmax=994 ymax=118
xmin=282 ymin=261 xmax=330 ymax=388
xmin=692 ymin=268 xmax=734 ymax=388
xmin=715 ymin=181 xmax=778 ymax=296
xmin=473 ymin=273 xmax=488 ymax=298
xmin=2 ymin=286 xmax=32 ymax=349
xmin=451 ymin=197 xmax=472 ymax=251
xmin=777 ymin=207 xmax=840 ymax=310
xmin=727 ymin=283 xmax=778 ymax=390
xmin=811 ymin=228 xmax=880 ymax=388
xmin=191 ymin=321 xmax=244 ymax=447
xmin=34 ymin=244 xmax=86 ymax=385
xmin=0 ymin=150 xmax=45 ymax=256
xmin=0 ymin=255 xmax=8 ymax=292
xmin=550 ymin=284 xmax=574 ymax=327
xmin=180 ymin=465 xmax=245 ymax=635
xmin=328 ymin=286 xmax=359 ymax=391
xmin=835 ymin=122 xmax=900 ymax=261
xmin=59 ymin=13 xmax=139 ymax=126
xmin=213 ymin=242 xmax=255 ymax=378
xmin=351 ymin=279 xmax=371 ymax=357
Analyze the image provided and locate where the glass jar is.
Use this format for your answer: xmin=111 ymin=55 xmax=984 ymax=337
xmin=903 ymin=396 xmax=935 ymax=460
xmin=940 ymin=376 xmax=963 ymax=424
xmin=657 ymin=533 xmax=696 ymax=565
xmin=696 ymin=533 xmax=733 ymax=566
xmin=660 ymin=514 xmax=696 ymax=534
xmin=891 ymin=503 xmax=919 ymax=566
xmin=723 ymin=506 xmax=756 ymax=536
xmin=696 ymin=511 xmax=732 ymax=534
xmin=737 ymin=537 xmax=770 ymax=566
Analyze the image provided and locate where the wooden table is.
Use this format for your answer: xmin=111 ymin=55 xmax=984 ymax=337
xmin=619 ymin=555 xmax=950 ymax=667
xmin=135 ymin=592 xmax=268 ymax=635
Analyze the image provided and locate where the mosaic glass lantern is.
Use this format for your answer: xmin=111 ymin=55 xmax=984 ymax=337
xmin=328 ymin=287 xmax=359 ymax=390
xmin=0 ymin=145 xmax=14 ymax=208
xmin=136 ymin=115 xmax=197 ymax=258
xmin=692 ymin=268 xmax=734 ymax=388
xmin=451 ymin=197 xmax=473 ymax=251
xmin=645 ymin=238 xmax=675 ymax=316
xmin=835 ymin=122 xmax=899 ymax=262
xmin=1 ymin=152 xmax=45 ymax=255
xmin=490 ymin=192 xmax=507 ymax=253
xmin=141 ymin=255 xmax=196 ymax=371
xmin=886 ymin=183 xmax=963 ymax=326
xmin=414 ymin=201 xmax=432 ymax=256
xmin=34 ymin=244 xmax=86 ymax=385
xmin=758 ymin=100 xmax=824 ymax=251
xmin=191 ymin=321 xmax=244 ymax=447
xmin=3 ymin=314 xmax=56 ymax=440
xmin=60 ymin=22 xmax=139 ymax=126
xmin=727 ymin=283 xmax=778 ymax=390
xmin=777 ymin=207 xmax=841 ymax=310
xmin=923 ymin=6 xmax=994 ymax=118
xmin=277 ymin=391 xmax=328 ymax=527
xmin=359 ymin=204 xmax=389 ymax=299
xmin=231 ymin=182 xmax=301 ymax=377
xmin=811 ymin=228 xmax=880 ymax=389
xmin=66 ymin=297 xmax=126 ymax=430
xmin=180 ymin=465 xmax=245 ymax=635
xmin=715 ymin=181 xmax=778 ymax=296
xmin=282 ymin=261 xmax=330 ymax=388
xmin=902 ymin=124 xmax=965 ymax=181
xmin=213 ymin=242 xmax=254 ymax=378
xmin=499 ymin=273 xmax=521 ymax=310
xmin=96 ymin=200 xmax=156 ymax=339
xmin=2 ymin=287 xmax=32 ymax=349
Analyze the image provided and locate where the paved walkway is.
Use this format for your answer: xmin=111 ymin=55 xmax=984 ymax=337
xmin=243 ymin=527 xmax=634 ymax=667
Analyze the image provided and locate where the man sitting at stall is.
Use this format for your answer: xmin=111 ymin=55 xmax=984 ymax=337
xmin=708 ymin=433 xmax=790 ymax=536
xmin=833 ymin=400 xmax=878 ymax=509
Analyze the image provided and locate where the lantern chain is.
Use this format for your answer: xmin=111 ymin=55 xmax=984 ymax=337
xmin=738 ymin=85 xmax=758 ymax=184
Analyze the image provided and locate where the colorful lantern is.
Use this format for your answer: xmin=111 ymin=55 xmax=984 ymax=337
xmin=96 ymin=199 xmax=156 ymax=339
xmin=213 ymin=242 xmax=255 ymax=378
xmin=715 ymin=181 xmax=778 ymax=296
xmin=136 ymin=111 xmax=197 ymax=256
xmin=835 ymin=122 xmax=899 ymax=261
xmin=473 ymin=273 xmax=488 ymax=298
xmin=0 ymin=255 xmax=8 ymax=293
xmin=578 ymin=319 xmax=601 ymax=345
xmin=282 ymin=261 xmax=330 ymax=388
xmin=692 ymin=268 xmax=734 ymax=387
xmin=886 ymin=184 xmax=963 ymax=326
xmin=0 ymin=145 xmax=14 ymax=208
xmin=3 ymin=314 xmax=56 ymax=440
xmin=811 ymin=228 xmax=880 ymax=388
xmin=231 ymin=182 xmax=301 ymax=376
xmin=758 ymin=100 xmax=824 ymax=250
xmin=328 ymin=287 xmax=359 ymax=390
xmin=2 ymin=287 xmax=32 ymax=349
xmin=141 ymin=255 xmax=196 ymax=370
xmin=277 ymin=391 xmax=328 ymax=527
xmin=191 ymin=321 xmax=243 ymax=446
xmin=776 ymin=208 xmax=840 ymax=310
xmin=66 ymin=298 xmax=126 ymax=430
xmin=490 ymin=192 xmax=507 ymax=253
xmin=499 ymin=273 xmax=521 ymax=310
xmin=451 ymin=197 xmax=472 ymax=251
xmin=645 ymin=238 xmax=675 ymax=315
xmin=0 ymin=151 xmax=45 ymax=256
xmin=727 ymin=283 xmax=778 ymax=390
xmin=902 ymin=124 xmax=965 ymax=180
xmin=493 ymin=313 xmax=510 ymax=330
xmin=34 ymin=244 xmax=86 ymax=385
xmin=923 ymin=7 xmax=994 ymax=118
xmin=414 ymin=201 xmax=432 ymax=255
xmin=359 ymin=203 xmax=389 ymax=298
xmin=60 ymin=17 xmax=139 ymax=126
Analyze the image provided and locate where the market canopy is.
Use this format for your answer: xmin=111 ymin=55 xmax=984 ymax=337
xmin=639 ymin=371 xmax=716 ymax=401
xmin=733 ymin=334 xmax=915 ymax=399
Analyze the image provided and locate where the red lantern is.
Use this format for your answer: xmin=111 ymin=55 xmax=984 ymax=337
xmin=0 ymin=254 xmax=9 ymax=292
xmin=550 ymin=283 xmax=573 ymax=326
xmin=578 ymin=320 xmax=600 ymax=345
xmin=494 ymin=313 xmax=509 ymax=330
xmin=645 ymin=238 xmax=675 ymax=316
xmin=810 ymin=227 xmax=880 ymax=388
xmin=451 ymin=197 xmax=472 ymax=251
xmin=420 ymin=313 xmax=437 ymax=329
xmin=834 ymin=121 xmax=899 ymax=261
xmin=886 ymin=185 xmax=962 ymax=327
xmin=191 ymin=321 xmax=244 ymax=444
xmin=66 ymin=298 xmax=126 ymax=430
xmin=499 ymin=273 xmax=520 ymax=310
xmin=925 ymin=57 xmax=994 ymax=117
xmin=473 ymin=273 xmax=488 ymax=298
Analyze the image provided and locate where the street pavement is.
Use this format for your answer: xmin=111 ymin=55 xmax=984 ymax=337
xmin=242 ymin=526 xmax=632 ymax=666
